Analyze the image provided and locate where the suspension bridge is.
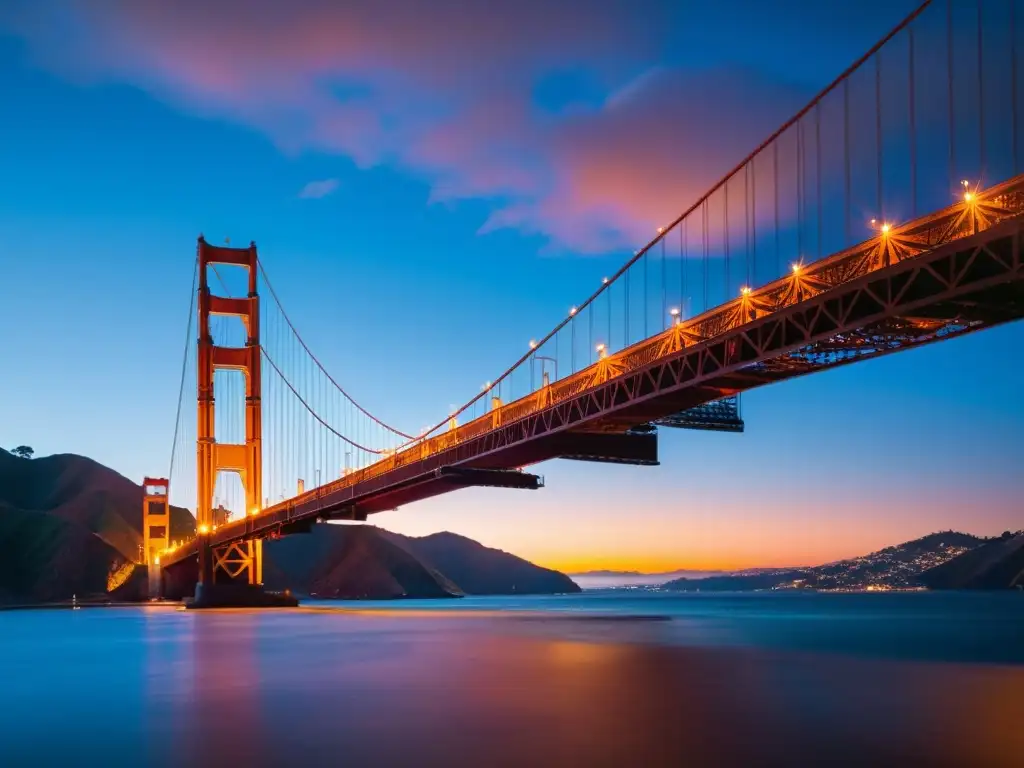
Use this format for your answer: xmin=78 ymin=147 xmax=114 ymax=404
xmin=147 ymin=0 xmax=1024 ymax=606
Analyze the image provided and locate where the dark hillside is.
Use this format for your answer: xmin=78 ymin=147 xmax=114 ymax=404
xmin=264 ymin=524 xmax=460 ymax=599
xmin=0 ymin=449 xmax=194 ymax=559
xmin=386 ymin=530 xmax=582 ymax=595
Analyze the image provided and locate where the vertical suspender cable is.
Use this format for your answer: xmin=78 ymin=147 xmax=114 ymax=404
xmin=909 ymin=23 xmax=918 ymax=217
xmin=977 ymin=0 xmax=985 ymax=177
xmin=724 ymin=181 xmax=731 ymax=296
xmin=702 ymin=200 xmax=709 ymax=313
xmin=948 ymin=0 xmax=957 ymax=187
xmin=773 ymin=140 xmax=780 ymax=277
xmin=797 ymin=121 xmax=804 ymax=259
xmin=745 ymin=164 xmax=752 ymax=288
xmin=815 ymin=104 xmax=822 ymax=259
xmin=661 ymin=238 xmax=667 ymax=329
xmin=844 ymin=78 xmax=851 ymax=246
xmin=1013 ymin=0 xmax=1020 ymax=175
xmin=876 ymin=52 xmax=884 ymax=222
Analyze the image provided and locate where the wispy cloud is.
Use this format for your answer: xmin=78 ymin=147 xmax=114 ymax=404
xmin=298 ymin=178 xmax=339 ymax=199
xmin=1 ymin=0 xmax=835 ymax=252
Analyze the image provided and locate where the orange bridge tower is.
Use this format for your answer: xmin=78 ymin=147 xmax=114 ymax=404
xmin=142 ymin=477 xmax=169 ymax=596
xmin=196 ymin=236 xmax=263 ymax=593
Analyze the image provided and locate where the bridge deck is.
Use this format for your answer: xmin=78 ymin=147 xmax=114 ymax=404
xmin=163 ymin=174 xmax=1024 ymax=567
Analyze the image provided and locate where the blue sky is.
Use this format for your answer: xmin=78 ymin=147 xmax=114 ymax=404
xmin=1 ymin=0 xmax=1021 ymax=570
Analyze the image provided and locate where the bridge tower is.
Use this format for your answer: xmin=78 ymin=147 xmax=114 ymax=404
xmin=142 ymin=476 xmax=169 ymax=596
xmin=196 ymin=236 xmax=263 ymax=592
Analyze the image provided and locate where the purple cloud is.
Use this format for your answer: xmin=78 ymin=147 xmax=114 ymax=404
xmin=1 ymin=0 xmax=810 ymax=252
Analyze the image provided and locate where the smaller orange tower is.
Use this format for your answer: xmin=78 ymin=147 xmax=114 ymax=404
xmin=142 ymin=477 xmax=170 ymax=596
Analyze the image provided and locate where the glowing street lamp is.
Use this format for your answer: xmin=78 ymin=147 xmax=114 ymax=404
xmin=669 ymin=307 xmax=681 ymax=325
xmin=596 ymin=343 xmax=607 ymax=360
xmin=569 ymin=306 xmax=578 ymax=316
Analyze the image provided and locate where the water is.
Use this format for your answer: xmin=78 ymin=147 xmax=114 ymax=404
xmin=2 ymin=591 xmax=1023 ymax=766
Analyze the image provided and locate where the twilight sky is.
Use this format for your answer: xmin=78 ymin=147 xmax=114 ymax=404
xmin=1 ymin=0 xmax=1021 ymax=572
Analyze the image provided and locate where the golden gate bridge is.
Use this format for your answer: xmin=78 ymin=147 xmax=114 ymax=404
xmin=146 ymin=0 xmax=1024 ymax=606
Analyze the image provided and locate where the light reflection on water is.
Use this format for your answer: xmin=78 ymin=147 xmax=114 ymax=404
xmin=2 ymin=592 xmax=1023 ymax=767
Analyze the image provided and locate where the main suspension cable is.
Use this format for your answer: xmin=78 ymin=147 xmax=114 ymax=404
xmin=257 ymin=259 xmax=416 ymax=439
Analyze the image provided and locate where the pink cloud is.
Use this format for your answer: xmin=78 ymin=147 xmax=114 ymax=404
xmin=2 ymin=0 xmax=806 ymax=253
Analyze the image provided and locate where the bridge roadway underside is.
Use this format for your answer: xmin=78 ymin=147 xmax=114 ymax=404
xmin=162 ymin=215 xmax=1024 ymax=572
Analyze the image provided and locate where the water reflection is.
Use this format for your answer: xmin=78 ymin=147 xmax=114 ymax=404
xmin=2 ymin=600 xmax=1023 ymax=767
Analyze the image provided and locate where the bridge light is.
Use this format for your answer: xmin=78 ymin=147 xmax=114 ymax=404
xmin=198 ymin=523 xmax=210 ymax=535
xmin=881 ymin=223 xmax=891 ymax=235
xmin=791 ymin=262 xmax=802 ymax=275
xmin=964 ymin=191 xmax=974 ymax=203
xmin=248 ymin=507 xmax=259 ymax=517
xmin=569 ymin=306 xmax=578 ymax=316
xmin=602 ymin=277 xmax=609 ymax=284
xmin=596 ymin=343 xmax=607 ymax=359
xmin=669 ymin=307 xmax=681 ymax=324
xmin=529 ymin=339 xmax=537 ymax=349
xmin=741 ymin=286 xmax=751 ymax=296
xmin=657 ymin=226 xmax=664 ymax=234
xmin=154 ymin=555 xmax=161 ymax=565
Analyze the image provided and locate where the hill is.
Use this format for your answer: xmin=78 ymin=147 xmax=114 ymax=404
xmin=663 ymin=532 xmax=988 ymax=592
xmin=264 ymin=525 xmax=461 ymax=599
xmin=0 ymin=449 xmax=194 ymax=560
xmin=920 ymin=531 xmax=1024 ymax=589
xmin=384 ymin=530 xmax=581 ymax=595
xmin=0 ymin=506 xmax=130 ymax=604
xmin=263 ymin=525 xmax=580 ymax=598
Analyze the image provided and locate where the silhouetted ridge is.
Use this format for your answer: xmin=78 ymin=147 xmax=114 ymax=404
xmin=921 ymin=532 xmax=1024 ymax=589
xmin=0 ymin=506 xmax=128 ymax=603
xmin=664 ymin=531 xmax=989 ymax=592
xmin=0 ymin=448 xmax=194 ymax=560
xmin=385 ymin=530 xmax=581 ymax=595
xmin=264 ymin=525 xmax=460 ymax=599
